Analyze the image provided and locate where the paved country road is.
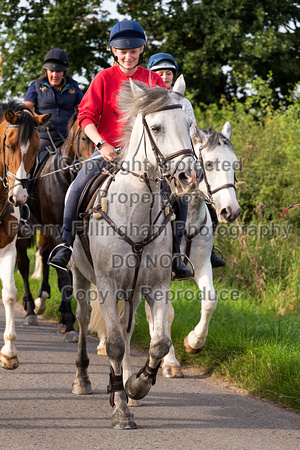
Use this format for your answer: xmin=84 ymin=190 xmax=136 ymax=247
xmin=0 ymin=301 xmax=299 ymax=450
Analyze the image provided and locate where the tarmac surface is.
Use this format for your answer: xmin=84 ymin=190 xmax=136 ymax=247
xmin=0 ymin=300 xmax=299 ymax=449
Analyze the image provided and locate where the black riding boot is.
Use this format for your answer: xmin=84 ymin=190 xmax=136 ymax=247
xmin=206 ymin=203 xmax=226 ymax=268
xmin=172 ymin=199 xmax=193 ymax=280
xmin=49 ymin=234 xmax=74 ymax=270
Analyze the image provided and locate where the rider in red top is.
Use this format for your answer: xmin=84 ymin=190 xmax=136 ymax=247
xmin=78 ymin=65 xmax=165 ymax=147
xmin=49 ymin=20 xmax=167 ymax=269
xmin=50 ymin=20 xmax=193 ymax=280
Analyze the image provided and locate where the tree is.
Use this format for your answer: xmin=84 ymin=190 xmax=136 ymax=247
xmin=115 ymin=0 xmax=300 ymax=106
xmin=0 ymin=0 xmax=114 ymax=100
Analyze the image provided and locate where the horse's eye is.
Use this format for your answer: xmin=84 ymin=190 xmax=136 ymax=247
xmin=151 ymin=126 xmax=161 ymax=133
xmin=205 ymin=161 xmax=214 ymax=170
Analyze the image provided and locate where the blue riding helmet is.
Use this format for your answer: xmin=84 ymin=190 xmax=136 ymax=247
xmin=43 ymin=48 xmax=69 ymax=71
xmin=147 ymin=53 xmax=179 ymax=76
xmin=109 ymin=20 xmax=147 ymax=49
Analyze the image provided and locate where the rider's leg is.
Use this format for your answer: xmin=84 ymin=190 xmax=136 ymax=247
xmin=49 ymin=150 xmax=107 ymax=269
xmin=172 ymin=197 xmax=193 ymax=280
xmin=206 ymin=202 xmax=225 ymax=268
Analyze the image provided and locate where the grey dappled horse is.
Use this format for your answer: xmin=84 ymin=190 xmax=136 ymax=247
xmin=71 ymin=78 xmax=198 ymax=429
xmin=157 ymin=122 xmax=241 ymax=376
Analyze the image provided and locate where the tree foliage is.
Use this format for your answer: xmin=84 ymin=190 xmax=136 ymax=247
xmin=0 ymin=0 xmax=114 ymax=99
xmin=115 ymin=0 xmax=300 ymax=106
xmin=0 ymin=0 xmax=299 ymax=105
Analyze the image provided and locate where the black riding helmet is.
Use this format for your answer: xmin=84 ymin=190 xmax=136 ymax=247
xmin=43 ymin=49 xmax=69 ymax=71
xmin=109 ymin=20 xmax=147 ymax=65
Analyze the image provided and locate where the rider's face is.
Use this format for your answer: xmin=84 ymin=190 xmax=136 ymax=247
xmin=47 ymin=70 xmax=64 ymax=87
xmin=113 ymin=47 xmax=143 ymax=74
xmin=155 ymin=69 xmax=174 ymax=89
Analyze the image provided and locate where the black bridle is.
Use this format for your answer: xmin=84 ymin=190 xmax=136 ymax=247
xmin=197 ymin=139 xmax=236 ymax=204
xmin=0 ymin=123 xmax=32 ymax=191
xmin=141 ymin=104 xmax=196 ymax=182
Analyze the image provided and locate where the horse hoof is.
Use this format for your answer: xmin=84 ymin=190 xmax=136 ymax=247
xmin=72 ymin=382 xmax=92 ymax=395
xmin=97 ymin=347 xmax=107 ymax=356
xmin=57 ymin=323 xmax=66 ymax=334
xmin=24 ymin=314 xmax=38 ymax=326
xmin=125 ymin=374 xmax=152 ymax=400
xmin=128 ymin=398 xmax=142 ymax=407
xmin=184 ymin=336 xmax=203 ymax=354
xmin=0 ymin=354 xmax=19 ymax=370
xmin=34 ymin=293 xmax=48 ymax=315
xmin=112 ymin=414 xmax=137 ymax=430
xmin=64 ymin=331 xmax=78 ymax=343
xmin=162 ymin=365 xmax=184 ymax=378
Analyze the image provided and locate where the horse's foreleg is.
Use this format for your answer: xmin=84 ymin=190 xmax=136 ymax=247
xmin=34 ymin=240 xmax=50 ymax=315
xmin=0 ymin=245 xmax=19 ymax=369
xmin=16 ymin=238 xmax=38 ymax=325
xmin=72 ymin=270 xmax=92 ymax=395
xmin=125 ymin=292 xmax=171 ymax=400
xmin=56 ymin=269 xmax=78 ymax=342
xmin=149 ymin=301 xmax=183 ymax=378
xmin=100 ymin=295 xmax=136 ymax=429
xmin=184 ymin=265 xmax=217 ymax=354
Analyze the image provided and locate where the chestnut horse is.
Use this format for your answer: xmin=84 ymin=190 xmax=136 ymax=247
xmin=16 ymin=112 xmax=94 ymax=341
xmin=0 ymin=100 xmax=50 ymax=369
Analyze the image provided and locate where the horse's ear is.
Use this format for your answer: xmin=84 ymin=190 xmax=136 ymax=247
xmin=222 ymin=121 xmax=232 ymax=140
xmin=193 ymin=125 xmax=207 ymax=145
xmin=34 ymin=112 xmax=52 ymax=127
xmin=5 ymin=110 xmax=18 ymax=125
xmin=130 ymin=79 xmax=144 ymax=97
xmin=172 ymin=74 xmax=186 ymax=97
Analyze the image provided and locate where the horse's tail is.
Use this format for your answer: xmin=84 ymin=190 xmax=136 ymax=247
xmin=88 ymin=286 xmax=123 ymax=337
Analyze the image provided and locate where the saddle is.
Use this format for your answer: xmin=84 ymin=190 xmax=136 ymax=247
xmin=76 ymin=165 xmax=117 ymax=266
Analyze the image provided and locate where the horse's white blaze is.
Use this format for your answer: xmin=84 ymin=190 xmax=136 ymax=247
xmin=10 ymin=159 xmax=28 ymax=205
xmin=20 ymin=139 xmax=29 ymax=158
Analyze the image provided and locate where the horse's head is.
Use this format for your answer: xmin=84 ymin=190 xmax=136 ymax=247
xmin=118 ymin=80 xmax=200 ymax=195
xmin=193 ymin=122 xmax=240 ymax=223
xmin=63 ymin=111 xmax=95 ymax=165
xmin=0 ymin=101 xmax=51 ymax=206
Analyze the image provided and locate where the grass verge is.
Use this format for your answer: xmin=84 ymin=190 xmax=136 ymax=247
xmin=13 ymin=251 xmax=300 ymax=413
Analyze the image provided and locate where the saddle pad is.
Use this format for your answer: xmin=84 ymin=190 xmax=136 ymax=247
xmin=76 ymin=164 xmax=117 ymax=220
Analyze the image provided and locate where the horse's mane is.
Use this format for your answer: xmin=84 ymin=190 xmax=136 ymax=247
xmin=66 ymin=110 xmax=78 ymax=135
xmin=0 ymin=100 xmax=36 ymax=147
xmin=117 ymin=81 xmax=171 ymax=150
xmin=194 ymin=126 xmax=233 ymax=152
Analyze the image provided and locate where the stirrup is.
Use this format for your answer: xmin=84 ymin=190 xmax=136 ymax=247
xmin=17 ymin=219 xmax=34 ymax=239
xmin=171 ymin=253 xmax=195 ymax=281
xmin=213 ymin=246 xmax=224 ymax=259
xmin=47 ymin=243 xmax=73 ymax=272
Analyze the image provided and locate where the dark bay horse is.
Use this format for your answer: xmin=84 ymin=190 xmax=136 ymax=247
xmin=0 ymin=100 xmax=51 ymax=368
xmin=16 ymin=112 xmax=94 ymax=341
